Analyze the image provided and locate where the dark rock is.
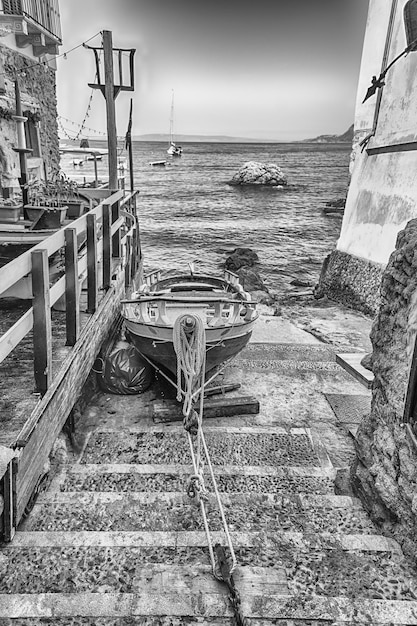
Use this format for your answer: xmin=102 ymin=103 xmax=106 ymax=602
xmin=237 ymin=267 xmax=266 ymax=292
xmin=225 ymin=247 xmax=259 ymax=271
xmin=229 ymin=161 xmax=288 ymax=186
xmin=290 ymin=278 xmax=312 ymax=287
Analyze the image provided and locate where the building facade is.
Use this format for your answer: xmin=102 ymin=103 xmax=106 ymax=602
xmin=318 ymin=0 xmax=417 ymax=315
xmin=0 ymin=0 xmax=61 ymax=195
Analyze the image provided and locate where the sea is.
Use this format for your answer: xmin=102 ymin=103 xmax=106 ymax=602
xmin=60 ymin=141 xmax=351 ymax=295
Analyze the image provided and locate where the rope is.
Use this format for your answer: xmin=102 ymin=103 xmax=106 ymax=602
xmin=172 ymin=314 xmax=237 ymax=581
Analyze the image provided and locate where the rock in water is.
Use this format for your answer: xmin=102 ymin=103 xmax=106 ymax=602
xmin=225 ymin=247 xmax=259 ymax=271
xmin=230 ymin=161 xmax=288 ymax=186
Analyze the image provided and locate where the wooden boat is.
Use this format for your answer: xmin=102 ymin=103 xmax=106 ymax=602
xmin=122 ymin=270 xmax=258 ymax=378
xmin=150 ymin=160 xmax=171 ymax=167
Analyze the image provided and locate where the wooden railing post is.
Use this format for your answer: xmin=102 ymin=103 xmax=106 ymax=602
xmin=65 ymin=228 xmax=80 ymax=346
xmin=1 ymin=453 xmax=17 ymax=542
xmin=125 ymin=234 xmax=132 ymax=288
xmin=102 ymin=201 xmax=112 ymax=290
xmin=112 ymin=197 xmax=121 ymax=258
xmin=86 ymin=213 xmax=98 ymax=313
xmin=32 ymin=249 xmax=52 ymax=395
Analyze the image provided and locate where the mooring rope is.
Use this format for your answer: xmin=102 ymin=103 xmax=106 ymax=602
xmin=172 ymin=313 xmax=237 ymax=580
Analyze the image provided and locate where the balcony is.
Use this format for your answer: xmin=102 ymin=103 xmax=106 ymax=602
xmin=0 ymin=0 xmax=62 ymax=55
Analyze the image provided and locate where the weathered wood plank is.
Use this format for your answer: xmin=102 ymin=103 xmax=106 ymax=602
xmin=153 ymin=395 xmax=260 ymax=423
xmin=86 ymin=213 xmax=98 ymax=313
xmin=0 ymin=309 xmax=33 ymax=363
xmin=102 ymin=201 xmax=112 ymax=290
xmin=65 ymin=228 xmax=80 ymax=346
xmin=32 ymin=249 xmax=52 ymax=395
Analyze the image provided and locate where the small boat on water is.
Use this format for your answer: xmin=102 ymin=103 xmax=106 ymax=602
xmin=149 ymin=160 xmax=171 ymax=167
xmin=166 ymin=90 xmax=183 ymax=157
xmin=122 ymin=270 xmax=258 ymax=379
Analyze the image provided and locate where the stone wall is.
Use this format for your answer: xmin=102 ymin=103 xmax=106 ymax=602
xmin=351 ymin=218 xmax=417 ymax=561
xmin=314 ymin=249 xmax=383 ymax=317
xmin=0 ymin=45 xmax=60 ymax=186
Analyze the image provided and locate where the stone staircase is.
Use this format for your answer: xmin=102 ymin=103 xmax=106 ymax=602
xmin=1 ymin=335 xmax=417 ymax=625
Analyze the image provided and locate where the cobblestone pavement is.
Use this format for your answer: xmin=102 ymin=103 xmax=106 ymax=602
xmin=2 ymin=306 xmax=417 ymax=624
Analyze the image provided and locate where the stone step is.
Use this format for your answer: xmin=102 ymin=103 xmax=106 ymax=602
xmin=23 ymin=492 xmax=377 ymax=534
xmin=2 ymin=587 xmax=417 ymax=622
xmin=79 ymin=428 xmax=323 ymax=468
xmin=57 ymin=463 xmax=335 ymax=495
xmin=11 ymin=529 xmax=401 ymax=552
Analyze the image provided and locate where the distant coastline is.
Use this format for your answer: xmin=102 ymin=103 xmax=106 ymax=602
xmin=131 ymin=125 xmax=354 ymax=144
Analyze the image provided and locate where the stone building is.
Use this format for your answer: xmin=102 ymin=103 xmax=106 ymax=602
xmin=0 ymin=0 xmax=62 ymax=195
xmin=318 ymin=0 xmax=417 ymax=563
xmin=318 ymin=0 xmax=417 ymax=316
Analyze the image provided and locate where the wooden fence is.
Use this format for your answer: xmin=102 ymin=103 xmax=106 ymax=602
xmin=0 ymin=188 xmax=141 ymax=540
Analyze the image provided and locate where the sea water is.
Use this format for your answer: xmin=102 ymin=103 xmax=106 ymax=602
xmin=61 ymin=141 xmax=351 ymax=293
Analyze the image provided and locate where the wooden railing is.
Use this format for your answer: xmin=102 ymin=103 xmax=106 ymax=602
xmin=1 ymin=0 xmax=61 ymax=40
xmin=0 ymin=188 xmax=141 ymax=539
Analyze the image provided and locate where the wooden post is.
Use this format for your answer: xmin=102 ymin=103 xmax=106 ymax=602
xmin=86 ymin=213 xmax=98 ymax=313
xmin=103 ymin=30 xmax=118 ymax=190
xmin=65 ymin=228 xmax=80 ymax=346
xmin=32 ymin=249 xmax=52 ymax=395
xmin=2 ymin=457 xmax=17 ymax=542
xmin=125 ymin=234 xmax=132 ymax=287
xmin=111 ymin=198 xmax=121 ymax=258
xmin=102 ymin=201 xmax=112 ymax=290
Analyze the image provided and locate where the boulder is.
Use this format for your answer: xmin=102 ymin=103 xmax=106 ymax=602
xmin=229 ymin=161 xmax=287 ymax=186
xmin=225 ymin=247 xmax=259 ymax=271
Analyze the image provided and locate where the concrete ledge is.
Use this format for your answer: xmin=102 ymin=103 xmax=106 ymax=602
xmin=336 ymin=353 xmax=374 ymax=389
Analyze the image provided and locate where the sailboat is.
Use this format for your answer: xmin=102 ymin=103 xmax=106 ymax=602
xmin=167 ymin=91 xmax=183 ymax=157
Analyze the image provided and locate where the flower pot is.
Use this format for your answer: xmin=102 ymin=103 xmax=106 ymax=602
xmin=24 ymin=205 xmax=68 ymax=229
xmin=0 ymin=205 xmax=22 ymax=223
xmin=66 ymin=200 xmax=88 ymax=219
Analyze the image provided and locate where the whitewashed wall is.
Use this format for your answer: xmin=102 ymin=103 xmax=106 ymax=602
xmin=338 ymin=0 xmax=417 ymax=266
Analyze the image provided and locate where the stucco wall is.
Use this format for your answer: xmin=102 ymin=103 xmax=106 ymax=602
xmin=337 ymin=0 xmax=417 ymax=267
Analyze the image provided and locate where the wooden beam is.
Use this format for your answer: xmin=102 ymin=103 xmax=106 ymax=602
xmin=125 ymin=234 xmax=132 ymax=288
xmin=153 ymin=395 xmax=260 ymax=423
xmin=32 ymin=249 xmax=52 ymax=395
xmin=86 ymin=214 xmax=98 ymax=313
xmin=103 ymin=30 xmax=119 ymax=190
xmin=111 ymin=198 xmax=121 ymax=258
xmin=102 ymin=201 xmax=112 ymax=290
xmin=65 ymin=228 xmax=80 ymax=346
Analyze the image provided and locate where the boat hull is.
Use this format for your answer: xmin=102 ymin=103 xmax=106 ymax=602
xmin=124 ymin=318 xmax=255 ymax=379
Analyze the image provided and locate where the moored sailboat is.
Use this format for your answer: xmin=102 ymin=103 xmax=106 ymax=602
xmin=167 ymin=90 xmax=183 ymax=157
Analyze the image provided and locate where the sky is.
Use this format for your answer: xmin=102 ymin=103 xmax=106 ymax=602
xmin=56 ymin=0 xmax=370 ymax=142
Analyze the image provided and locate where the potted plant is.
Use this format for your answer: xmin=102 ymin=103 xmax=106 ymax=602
xmin=0 ymin=196 xmax=23 ymax=223
xmin=25 ymin=173 xmax=88 ymax=228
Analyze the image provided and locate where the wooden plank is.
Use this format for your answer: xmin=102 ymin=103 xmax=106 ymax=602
xmin=86 ymin=213 xmax=98 ymax=313
xmin=102 ymin=201 xmax=112 ymax=290
xmin=0 ymin=309 xmax=33 ymax=363
xmin=15 ymin=274 xmax=125 ymax=523
xmin=103 ymin=30 xmax=119 ymax=190
xmin=153 ymin=395 xmax=260 ymax=423
xmin=31 ymin=249 xmax=52 ymax=395
xmin=2 ymin=457 xmax=17 ymax=542
xmin=65 ymin=228 xmax=80 ymax=346
xmin=125 ymin=234 xmax=132 ymax=288
xmin=336 ymin=353 xmax=374 ymax=389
